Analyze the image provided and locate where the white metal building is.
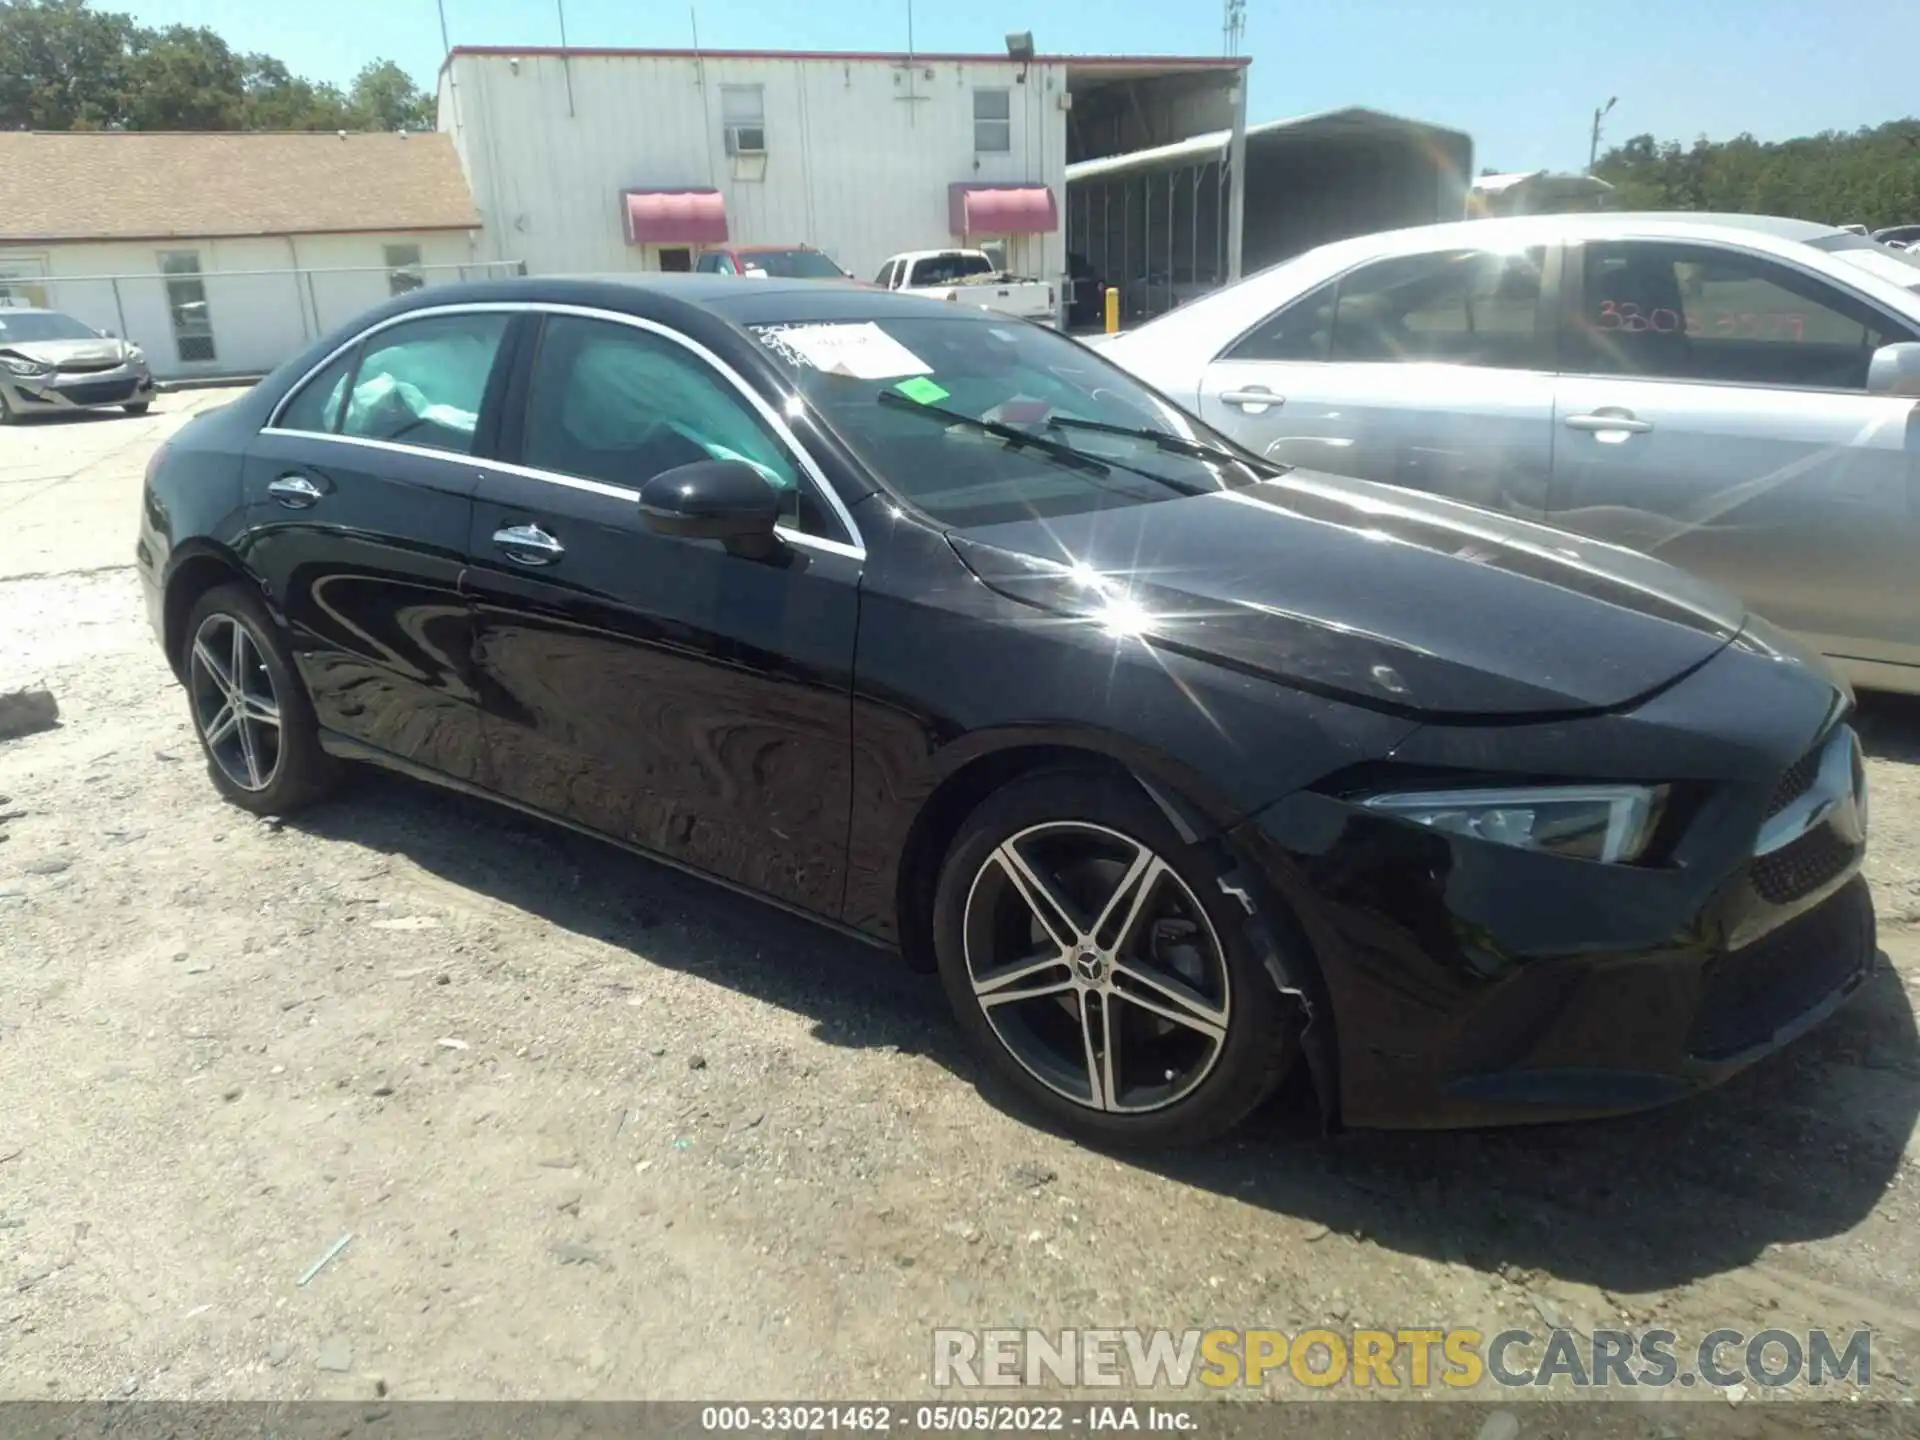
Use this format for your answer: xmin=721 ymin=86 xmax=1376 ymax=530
xmin=0 ymin=131 xmax=501 ymax=379
xmin=437 ymin=45 xmax=1249 ymax=300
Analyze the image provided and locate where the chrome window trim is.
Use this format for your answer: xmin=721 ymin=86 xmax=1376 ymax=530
xmin=266 ymin=428 xmax=865 ymax=561
xmin=263 ymin=299 xmax=867 ymax=556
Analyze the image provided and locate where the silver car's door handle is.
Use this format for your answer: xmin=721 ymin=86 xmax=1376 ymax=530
xmin=1220 ymin=387 xmax=1284 ymax=413
xmin=492 ymin=523 xmax=565 ymax=566
xmin=1564 ymin=413 xmax=1654 ymax=434
xmin=267 ymin=474 xmax=326 ymax=509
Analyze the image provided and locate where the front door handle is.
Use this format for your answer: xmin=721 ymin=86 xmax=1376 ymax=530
xmin=267 ymin=474 xmax=326 ymax=509
xmin=1564 ymin=412 xmax=1654 ymax=435
xmin=492 ymin=523 xmax=565 ymax=566
xmin=1220 ymin=387 xmax=1284 ymax=414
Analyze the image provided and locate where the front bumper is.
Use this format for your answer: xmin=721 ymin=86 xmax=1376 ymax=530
xmin=3 ymin=363 xmax=155 ymax=414
xmin=1233 ymin=644 xmax=1876 ymax=1130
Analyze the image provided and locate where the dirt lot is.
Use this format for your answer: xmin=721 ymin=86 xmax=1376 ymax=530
xmin=2 ymin=393 xmax=1919 ymax=1415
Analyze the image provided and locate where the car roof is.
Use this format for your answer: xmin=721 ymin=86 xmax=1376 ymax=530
xmin=379 ymin=271 xmax=992 ymax=329
xmin=725 ymin=244 xmax=820 ymax=253
xmin=1321 ymin=211 xmax=1850 ymax=262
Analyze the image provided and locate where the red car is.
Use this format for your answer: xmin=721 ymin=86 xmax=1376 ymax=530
xmin=692 ymin=245 xmax=855 ymax=280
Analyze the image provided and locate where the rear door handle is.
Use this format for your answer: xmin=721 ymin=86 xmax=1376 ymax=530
xmin=492 ymin=523 xmax=565 ymax=566
xmin=1564 ymin=412 xmax=1654 ymax=434
xmin=1220 ymin=387 xmax=1284 ymax=414
xmin=267 ymin=474 xmax=326 ymax=509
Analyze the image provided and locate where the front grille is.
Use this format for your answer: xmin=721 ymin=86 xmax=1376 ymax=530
xmin=1751 ymin=824 xmax=1859 ymax=904
xmin=56 ymin=377 xmax=137 ymax=406
xmin=1765 ymin=743 xmax=1824 ymax=819
xmin=55 ymin=360 xmax=120 ymax=375
xmin=1687 ymin=877 xmax=1874 ymax=1062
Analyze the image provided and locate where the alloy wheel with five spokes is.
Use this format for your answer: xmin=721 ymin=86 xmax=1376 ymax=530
xmin=188 ymin=611 xmax=283 ymax=793
xmin=961 ymin=820 xmax=1232 ymax=1115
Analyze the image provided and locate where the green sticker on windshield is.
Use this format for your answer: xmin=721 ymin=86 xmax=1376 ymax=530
xmin=893 ymin=376 xmax=950 ymax=406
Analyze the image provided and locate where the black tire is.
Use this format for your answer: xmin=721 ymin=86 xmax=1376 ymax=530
xmin=0 ymin=390 xmax=14 ymax=425
xmin=123 ymin=401 xmax=151 ymax=416
xmin=180 ymin=582 xmax=340 ymax=816
xmin=932 ymin=768 xmax=1299 ymax=1148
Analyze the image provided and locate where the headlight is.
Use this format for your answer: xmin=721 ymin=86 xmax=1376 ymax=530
xmin=2 ymin=355 xmax=50 ymax=377
xmin=1362 ymin=784 xmax=1668 ymax=863
xmin=126 ymin=345 xmax=145 ymax=363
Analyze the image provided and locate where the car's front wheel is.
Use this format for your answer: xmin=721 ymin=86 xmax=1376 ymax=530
xmin=182 ymin=583 xmax=339 ymax=815
xmin=932 ymin=769 xmax=1299 ymax=1147
xmin=124 ymin=401 xmax=151 ymax=416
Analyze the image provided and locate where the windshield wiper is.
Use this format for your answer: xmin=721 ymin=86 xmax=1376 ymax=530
xmin=876 ymin=389 xmax=1110 ymax=476
xmin=1044 ymin=414 xmax=1284 ymax=476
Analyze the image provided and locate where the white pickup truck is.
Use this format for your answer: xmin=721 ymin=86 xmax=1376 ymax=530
xmin=874 ymin=249 xmax=1057 ymax=326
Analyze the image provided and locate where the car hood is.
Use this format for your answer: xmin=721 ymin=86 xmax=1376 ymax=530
xmin=0 ymin=338 xmax=133 ymax=366
xmin=947 ymin=470 xmax=1748 ymax=720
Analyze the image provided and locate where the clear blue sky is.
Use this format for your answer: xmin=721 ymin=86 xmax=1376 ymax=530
xmin=113 ymin=0 xmax=1920 ymax=173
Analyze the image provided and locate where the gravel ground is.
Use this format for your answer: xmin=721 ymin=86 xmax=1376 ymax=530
xmin=2 ymin=404 xmax=1919 ymax=1419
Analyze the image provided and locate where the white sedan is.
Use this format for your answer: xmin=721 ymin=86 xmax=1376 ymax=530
xmin=1098 ymin=212 xmax=1920 ymax=695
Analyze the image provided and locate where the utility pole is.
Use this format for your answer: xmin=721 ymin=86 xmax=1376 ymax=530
xmin=1589 ymin=96 xmax=1617 ymax=172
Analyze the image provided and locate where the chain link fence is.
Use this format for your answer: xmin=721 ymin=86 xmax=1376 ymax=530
xmin=1 ymin=260 xmax=525 ymax=382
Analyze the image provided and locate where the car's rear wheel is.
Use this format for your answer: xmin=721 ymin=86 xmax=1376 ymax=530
xmin=182 ymin=583 xmax=339 ymax=816
xmin=124 ymin=401 xmax=151 ymax=416
xmin=932 ymin=769 xmax=1298 ymax=1147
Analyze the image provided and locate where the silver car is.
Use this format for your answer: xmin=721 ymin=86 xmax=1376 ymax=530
xmin=1100 ymin=213 xmax=1920 ymax=695
xmin=0 ymin=308 xmax=156 ymax=422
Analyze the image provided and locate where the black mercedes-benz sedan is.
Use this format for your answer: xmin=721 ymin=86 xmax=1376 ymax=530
xmin=135 ymin=275 xmax=1876 ymax=1145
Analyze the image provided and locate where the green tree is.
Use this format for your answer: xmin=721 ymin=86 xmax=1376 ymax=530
xmin=0 ymin=0 xmax=437 ymax=133
xmin=122 ymin=23 xmax=243 ymax=129
xmin=346 ymin=58 xmax=435 ymax=132
xmin=0 ymin=0 xmax=138 ymax=129
xmin=240 ymin=52 xmax=350 ymax=131
xmin=1594 ymin=120 xmax=1920 ymax=229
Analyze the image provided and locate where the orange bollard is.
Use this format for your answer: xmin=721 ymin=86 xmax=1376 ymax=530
xmin=1104 ymin=286 xmax=1121 ymax=334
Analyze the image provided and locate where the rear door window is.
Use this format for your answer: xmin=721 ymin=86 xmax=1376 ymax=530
xmin=1226 ymin=249 xmax=1547 ymax=369
xmin=1569 ymin=240 xmax=1913 ymax=389
xmin=336 ymin=312 xmax=513 ymax=454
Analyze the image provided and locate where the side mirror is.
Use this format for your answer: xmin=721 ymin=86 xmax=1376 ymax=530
xmin=639 ymin=460 xmax=783 ymax=558
xmin=1866 ymin=341 xmax=1920 ymax=398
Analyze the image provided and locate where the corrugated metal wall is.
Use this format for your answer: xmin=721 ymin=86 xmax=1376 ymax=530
xmin=443 ymin=52 xmax=1071 ymax=287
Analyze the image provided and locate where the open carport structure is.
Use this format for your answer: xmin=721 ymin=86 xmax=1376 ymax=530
xmin=1064 ymin=105 xmax=1473 ymax=323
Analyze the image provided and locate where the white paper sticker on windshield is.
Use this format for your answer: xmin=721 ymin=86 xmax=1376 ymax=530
xmin=773 ymin=322 xmax=933 ymax=379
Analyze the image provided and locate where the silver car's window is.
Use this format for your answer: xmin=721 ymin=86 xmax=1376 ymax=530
xmin=1225 ymin=281 xmax=1335 ymax=362
xmin=1227 ymin=249 xmax=1546 ymax=369
xmin=1571 ymin=241 xmax=1914 ymax=390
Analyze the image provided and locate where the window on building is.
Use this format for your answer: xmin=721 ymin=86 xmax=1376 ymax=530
xmin=973 ymin=89 xmax=1011 ymax=153
xmin=384 ymin=243 xmax=425 ymax=297
xmin=522 ymin=315 xmax=837 ymax=537
xmin=158 ymin=250 xmax=216 ymax=364
xmin=722 ymin=85 xmax=766 ymax=155
xmin=337 ymin=312 xmax=512 ymax=455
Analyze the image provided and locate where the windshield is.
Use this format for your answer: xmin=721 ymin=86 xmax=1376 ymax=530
xmin=1810 ymin=232 xmax=1920 ymax=293
xmin=0 ymin=311 xmax=99 ymax=344
xmin=743 ymin=249 xmax=847 ymax=279
xmin=749 ymin=314 xmax=1274 ymax=529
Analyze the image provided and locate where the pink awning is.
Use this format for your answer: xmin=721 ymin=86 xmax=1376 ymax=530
xmin=622 ymin=188 xmax=728 ymax=245
xmin=948 ymin=183 xmax=1059 ymax=238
